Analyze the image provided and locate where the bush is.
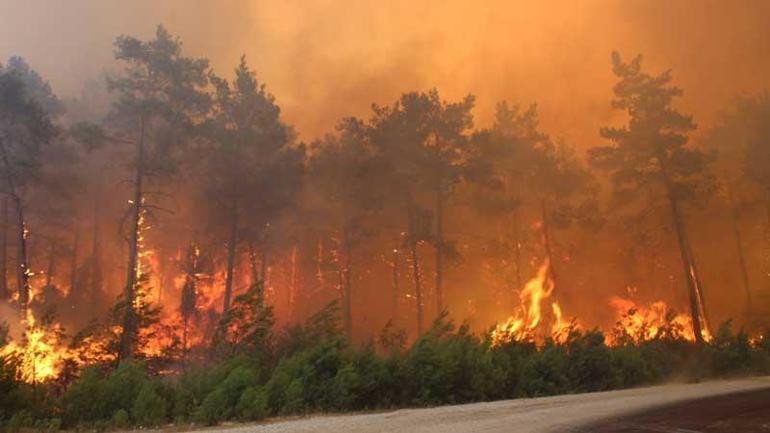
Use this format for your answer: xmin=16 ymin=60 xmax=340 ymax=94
xmin=132 ymin=382 xmax=167 ymax=427
xmin=193 ymin=387 xmax=228 ymax=426
xmin=193 ymin=364 xmax=261 ymax=424
xmin=236 ymin=386 xmax=269 ymax=420
xmin=112 ymin=409 xmax=130 ymax=429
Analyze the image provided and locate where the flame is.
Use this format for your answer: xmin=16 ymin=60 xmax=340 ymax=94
xmin=491 ymin=259 xmax=573 ymax=345
xmin=609 ymin=295 xmax=711 ymax=344
xmin=1 ymin=284 xmax=68 ymax=383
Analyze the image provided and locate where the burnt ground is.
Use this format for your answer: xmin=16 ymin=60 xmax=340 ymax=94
xmin=580 ymin=388 xmax=770 ymax=433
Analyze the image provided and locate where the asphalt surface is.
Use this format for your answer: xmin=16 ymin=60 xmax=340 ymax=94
xmin=580 ymin=388 xmax=770 ymax=432
xmin=196 ymin=377 xmax=770 ymax=433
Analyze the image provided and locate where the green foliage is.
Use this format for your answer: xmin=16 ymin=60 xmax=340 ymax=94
xmin=132 ymin=382 xmax=167 ymax=427
xmin=236 ymin=386 xmax=269 ymax=421
xmin=214 ymin=282 xmax=275 ymax=358
xmin=111 ymin=409 xmax=129 ymax=429
xmin=3 ymin=320 xmax=770 ymax=430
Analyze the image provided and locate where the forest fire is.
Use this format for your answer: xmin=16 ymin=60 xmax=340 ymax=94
xmin=0 ymin=4 xmax=769 ymax=429
xmin=490 ymin=259 xmax=574 ymax=345
xmin=609 ymin=296 xmax=710 ymax=344
xmin=1 ymin=286 xmax=67 ymax=383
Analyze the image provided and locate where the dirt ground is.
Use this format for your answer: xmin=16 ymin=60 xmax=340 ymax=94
xmin=192 ymin=377 xmax=770 ymax=433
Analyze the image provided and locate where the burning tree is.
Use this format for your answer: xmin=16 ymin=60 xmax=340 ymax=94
xmin=589 ymin=52 xmax=715 ymax=343
xmin=307 ymin=118 xmax=387 ymax=339
xmin=107 ymin=25 xmax=210 ymax=361
xmin=703 ymin=93 xmax=770 ymax=317
xmin=469 ymin=103 xmax=599 ymax=306
xmin=203 ymin=56 xmax=303 ymax=315
xmin=0 ymin=57 xmax=60 ymax=310
xmin=369 ymin=90 xmax=474 ymax=334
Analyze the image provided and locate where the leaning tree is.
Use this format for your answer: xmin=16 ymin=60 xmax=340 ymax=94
xmin=589 ymin=52 xmax=715 ymax=343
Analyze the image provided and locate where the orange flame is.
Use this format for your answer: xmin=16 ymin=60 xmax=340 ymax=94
xmin=609 ymin=295 xmax=711 ymax=344
xmin=491 ymin=259 xmax=573 ymax=345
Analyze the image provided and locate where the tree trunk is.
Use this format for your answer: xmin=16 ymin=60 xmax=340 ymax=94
xmin=407 ymin=199 xmax=424 ymax=335
xmin=69 ymin=225 xmax=79 ymax=298
xmin=392 ymin=246 xmax=400 ymax=324
xmin=0 ymin=198 xmax=7 ymax=300
xmin=119 ymin=114 xmax=145 ymax=361
xmin=435 ymin=187 xmax=444 ymax=317
xmin=248 ymin=240 xmax=259 ymax=286
xmin=539 ymin=199 xmax=558 ymax=288
xmin=765 ymin=190 xmax=770 ymax=296
xmin=661 ymin=166 xmax=705 ymax=344
xmin=512 ymin=202 xmax=522 ymax=290
xmin=342 ymin=227 xmax=353 ymax=340
xmin=222 ymin=201 xmax=238 ymax=313
xmin=260 ymin=241 xmax=268 ymax=289
xmin=727 ymin=188 xmax=752 ymax=314
xmin=45 ymin=240 xmax=55 ymax=289
xmin=14 ymin=198 xmax=30 ymax=309
xmin=288 ymin=243 xmax=297 ymax=322
xmin=89 ymin=197 xmax=102 ymax=300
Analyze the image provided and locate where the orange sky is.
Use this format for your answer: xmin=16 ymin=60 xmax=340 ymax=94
xmin=0 ymin=0 xmax=769 ymax=146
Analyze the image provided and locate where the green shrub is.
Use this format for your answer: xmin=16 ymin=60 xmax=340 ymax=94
xmin=564 ymin=330 xmax=616 ymax=392
xmin=236 ymin=386 xmax=269 ymax=420
xmin=193 ymin=387 xmax=228 ymax=426
xmin=518 ymin=343 xmax=568 ymax=396
xmin=60 ymin=368 xmax=107 ymax=426
xmin=112 ymin=409 xmax=130 ymax=429
xmin=6 ymin=410 xmax=34 ymax=433
xmin=132 ymin=382 xmax=167 ymax=427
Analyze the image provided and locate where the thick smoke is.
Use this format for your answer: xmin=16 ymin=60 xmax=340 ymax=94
xmin=1 ymin=0 xmax=769 ymax=143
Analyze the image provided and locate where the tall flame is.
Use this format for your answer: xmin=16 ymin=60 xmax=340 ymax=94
xmin=491 ymin=259 xmax=573 ymax=345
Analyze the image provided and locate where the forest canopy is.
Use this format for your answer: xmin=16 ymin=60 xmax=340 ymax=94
xmin=0 ymin=17 xmax=769 ymax=430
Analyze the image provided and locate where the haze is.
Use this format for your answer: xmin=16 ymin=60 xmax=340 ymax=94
xmin=1 ymin=0 xmax=769 ymax=144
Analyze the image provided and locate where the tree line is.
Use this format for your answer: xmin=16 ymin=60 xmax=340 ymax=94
xmin=0 ymin=25 xmax=769 ymax=364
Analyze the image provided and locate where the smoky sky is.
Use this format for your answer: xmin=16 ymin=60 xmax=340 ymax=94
xmin=0 ymin=0 xmax=769 ymax=145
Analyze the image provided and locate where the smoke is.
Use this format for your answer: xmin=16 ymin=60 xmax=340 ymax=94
xmin=0 ymin=301 xmax=21 ymax=340
xmin=0 ymin=1 xmax=768 ymax=340
xmin=0 ymin=0 xmax=769 ymax=144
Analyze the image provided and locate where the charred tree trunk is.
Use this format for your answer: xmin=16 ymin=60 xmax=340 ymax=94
xmin=14 ymin=198 xmax=29 ymax=308
xmin=342 ymin=226 xmax=353 ymax=340
xmin=288 ymin=243 xmax=297 ymax=322
xmin=69 ymin=225 xmax=79 ymax=298
xmin=407 ymin=198 xmax=424 ymax=335
xmin=89 ymin=197 xmax=102 ymax=300
xmin=434 ymin=186 xmax=445 ymax=317
xmin=0 ymin=139 xmax=29 ymax=309
xmin=539 ymin=198 xmax=558 ymax=288
xmin=248 ymin=240 xmax=259 ymax=286
xmin=392 ymin=247 xmax=400 ymax=324
xmin=222 ymin=201 xmax=239 ymax=313
xmin=260 ymin=231 xmax=269 ymax=290
xmin=660 ymin=163 xmax=705 ymax=344
xmin=119 ymin=114 xmax=145 ymax=361
xmin=45 ymin=240 xmax=56 ymax=289
xmin=180 ymin=243 xmax=198 ymax=362
xmin=512 ymin=201 xmax=522 ymax=290
xmin=727 ymin=188 xmax=752 ymax=314
xmin=0 ymin=198 xmax=7 ymax=300
xmin=765 ymin=190 xmax=770 ymax=296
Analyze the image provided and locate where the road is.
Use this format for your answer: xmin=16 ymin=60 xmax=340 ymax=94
xmin=582 ymin=387 xmax=770 ymax=432
xmin=207 ymin=377 xmax=770 ymax=433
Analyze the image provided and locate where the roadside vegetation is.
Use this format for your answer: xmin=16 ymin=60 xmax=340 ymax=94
xmin=1 ymin=298 xmax=769 ymax=431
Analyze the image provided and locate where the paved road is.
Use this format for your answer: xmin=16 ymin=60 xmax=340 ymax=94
xmin=581 ymin=388 xmax=770 ymax=432
xmin=205 ymin=377 xmax=770 ymax=433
